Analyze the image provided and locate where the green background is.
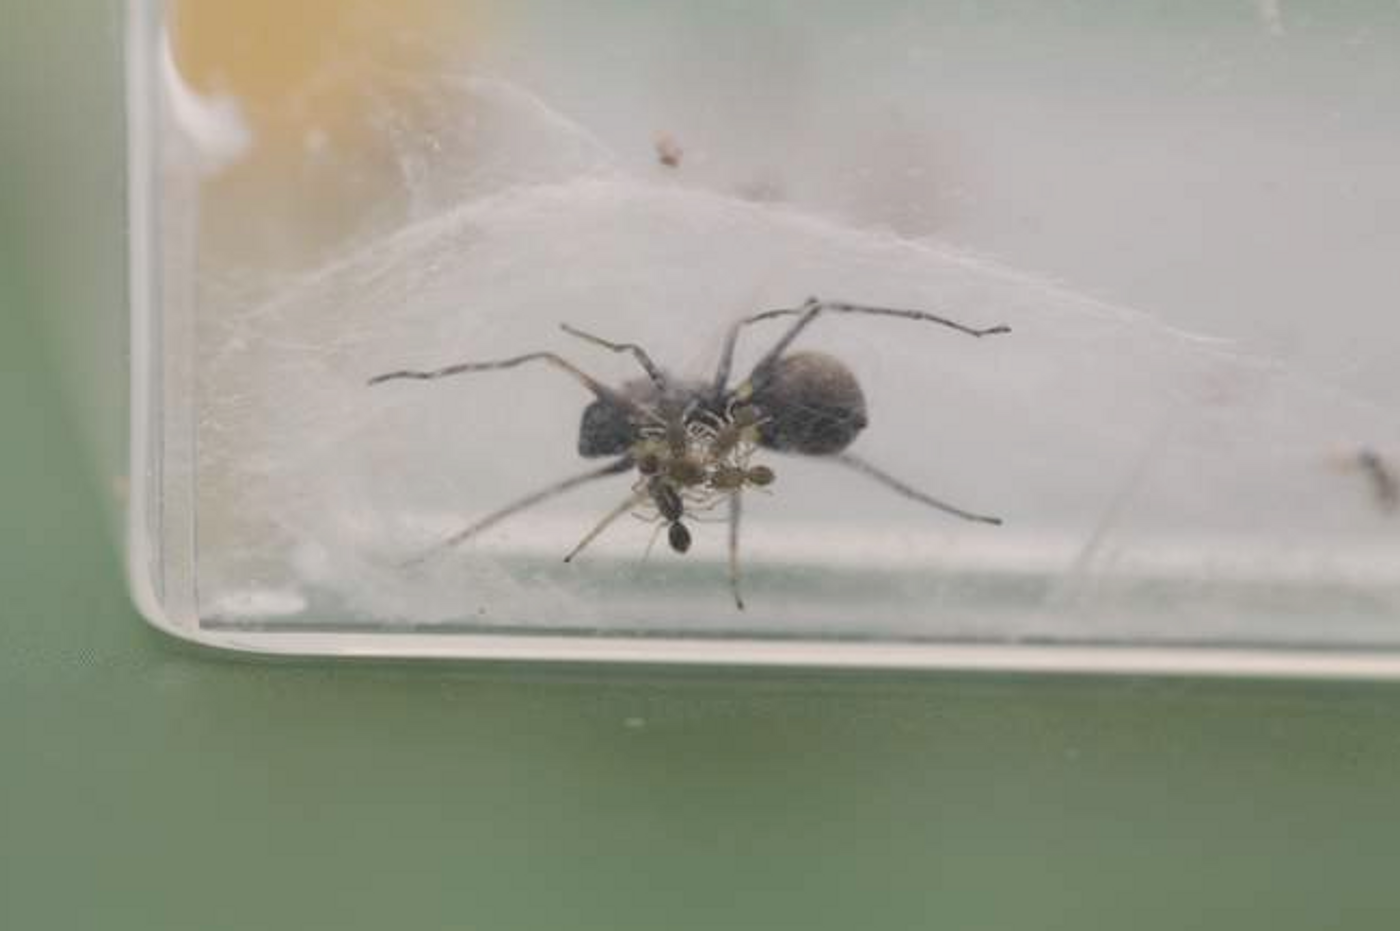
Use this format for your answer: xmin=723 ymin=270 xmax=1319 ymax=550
xmin=5 ymin=5 xmax=1400 ymax=929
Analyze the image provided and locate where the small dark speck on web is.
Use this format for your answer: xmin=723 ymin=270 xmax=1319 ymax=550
xmin=655 ymin=133 xmax=683 ymax=169
xmin=1357 ymin=448 xmax=1399 ymax=513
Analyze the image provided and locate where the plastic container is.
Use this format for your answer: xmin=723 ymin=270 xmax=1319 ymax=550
xmin=127 ymin=0 xmax=1400 ymax=672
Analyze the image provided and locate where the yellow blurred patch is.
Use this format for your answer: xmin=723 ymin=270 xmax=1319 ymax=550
xmin=172 ymin=0 xmax=476 ymax=148
xmin=168 ymin=0 xmax=484 ymax=266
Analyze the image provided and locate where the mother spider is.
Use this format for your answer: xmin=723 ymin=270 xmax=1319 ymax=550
xmin=370 ymin=298 xmax=1010 ymax=608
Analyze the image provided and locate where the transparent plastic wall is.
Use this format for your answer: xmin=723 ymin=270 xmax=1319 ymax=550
xmin=128 ymin=0 xmax=1400 ymax=671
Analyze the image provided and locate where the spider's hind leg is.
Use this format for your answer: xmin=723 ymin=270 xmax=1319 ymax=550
xmin=831 ymin=452 xmax=1002 ymax=526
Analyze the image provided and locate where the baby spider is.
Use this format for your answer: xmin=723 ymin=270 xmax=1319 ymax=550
xmin=370 ymin=297 xmax=1010 ymax=608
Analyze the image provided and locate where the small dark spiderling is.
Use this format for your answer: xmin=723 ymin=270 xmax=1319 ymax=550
xmin=667 ymin=521 xmax=692 ymax=553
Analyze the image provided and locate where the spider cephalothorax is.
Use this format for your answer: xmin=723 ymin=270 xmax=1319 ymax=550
xmin=370 ymin=297 xmax=1009 ymax=608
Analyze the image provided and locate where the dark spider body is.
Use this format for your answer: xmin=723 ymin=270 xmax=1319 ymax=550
xmin=370 ymin=297 xmax=1010 ymax=608
xmin=580 ymin=352 xmax=867 ymax=459
xmin=578 ymin=377 xmax=707 ymax=458
xmin=750 ymin=351 xmax=868 ymax=456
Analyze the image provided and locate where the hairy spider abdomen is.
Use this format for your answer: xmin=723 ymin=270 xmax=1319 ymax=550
xmin=752 ymin=352 xmax=868 ymax=456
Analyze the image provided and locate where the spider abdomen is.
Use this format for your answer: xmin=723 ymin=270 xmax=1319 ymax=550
xmin=751 ymin=352 xmax=868 ymax=456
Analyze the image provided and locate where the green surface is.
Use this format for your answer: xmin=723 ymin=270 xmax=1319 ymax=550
xmin=6 ymin=5 xmax=1400 ymax=930
xmin=7 ymin=275 xmax=1400 ymax=931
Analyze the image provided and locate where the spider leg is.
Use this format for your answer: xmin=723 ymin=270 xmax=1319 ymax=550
xmin=711 ymin=301 xmax=816 ymax=395
xmin=560 ymin=323 xmax=669 ymax=394
xmin=727 ymin=491 xmax=746 ymax=610
xmin=369 ymin=350 xmax=639 ymax=413
xmin=712 ymin=297 xmax=1010 ymax=394
xmin=402 ymin=457 xmax=633 ymax=567
xmin=640 ymin=521 xmax=667 ymax=564
xmin=830 ymin=452 xmax=1002 ymax=526
xmin=564 ymin=490 xmax=649 ymax=563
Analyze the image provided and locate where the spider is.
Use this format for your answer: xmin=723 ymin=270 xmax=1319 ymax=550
xmin=369 ymin=298 xmax=1011 ymax=608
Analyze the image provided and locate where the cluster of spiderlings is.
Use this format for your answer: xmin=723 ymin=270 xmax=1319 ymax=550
xmin=629 ymin=401 xmax=776 ymax=527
